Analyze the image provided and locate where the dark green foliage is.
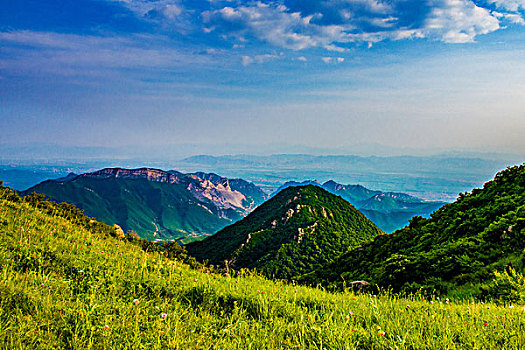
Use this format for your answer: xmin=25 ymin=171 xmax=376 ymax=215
xmin=21 ymin=175 xmax=237 ymax=240
xmin=187 ymin=185 xmax=384 ymax=279
xmin=482 ymin=267 xmax=525 ymax=303
xmin=302 ymin=164 xmax=525 ymax=298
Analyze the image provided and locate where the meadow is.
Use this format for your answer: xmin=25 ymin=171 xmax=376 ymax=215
xmin=1 ymin=185 xmax=524 ymax=349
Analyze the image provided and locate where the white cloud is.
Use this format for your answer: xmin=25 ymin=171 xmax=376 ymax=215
xmin=487 ymin=0 xmax=525 ymax=11
xmin=202 ymin=4 xmax=350 ymax=50
xmin=322 ymin=57 xmax=345 ymax=64
xmin=423 ymin=0 xmax=500 ymax=43
xmin=162 ymin=4 xmax=182 ymax=19
xmin=493 ymin=10 xmax=525 ymax=24
xmin=201 ymin=0 xmax=506 ymax=50
xmin=241 ymin=53 xmax=279 ymax=66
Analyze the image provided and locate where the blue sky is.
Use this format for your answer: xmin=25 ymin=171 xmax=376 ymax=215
xmin=1 ymin=0 xmax=524 ymax=155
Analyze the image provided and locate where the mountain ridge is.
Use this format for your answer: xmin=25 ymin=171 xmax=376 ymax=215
xmin=186 ymin=185 xmax=384 ymax=279
xmin=22 ymin=167 xmax=267 ymax=240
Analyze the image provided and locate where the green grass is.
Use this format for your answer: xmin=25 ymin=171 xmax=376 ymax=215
xmin=2 ymin=187 xmax=525 ymax=349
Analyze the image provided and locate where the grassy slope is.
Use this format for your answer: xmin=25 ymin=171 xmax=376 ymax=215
xmin=1 ymin=185 xmax=525 ymax=349
xmin=187 ymin=185 xmax=384 ymax=279
xmin=302 ymin=165 xmax=525 ymax=297
xmin=23 ymin=177 xmax=233 ymax=240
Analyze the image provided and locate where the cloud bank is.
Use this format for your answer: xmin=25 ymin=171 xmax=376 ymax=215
xmin=107 ymin=0 xmax=523 ymax=50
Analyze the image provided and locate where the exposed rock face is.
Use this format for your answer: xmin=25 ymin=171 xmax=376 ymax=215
xmin=26 ymin=167 xmax=269 ymax=239
xmin=82 ymin=168 xmax=267 ymax=218
xmin=113 ymin=224 xmax=125 ymax=238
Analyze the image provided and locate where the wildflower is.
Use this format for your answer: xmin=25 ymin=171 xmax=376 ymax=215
xmin=103 ymin=325 xmax=109 ymax=330
xmin=346 ymin=316 xmax=350 ymax=320
xmin=41 ymin=283 xmax=44 ymax=287
xmin=463 ymin=322 xmax=467 ymax=325
xmin=352 ymin=298 xmax=356 ymax=301
xmin=378 ymin=330 xmax=385 ymax=336
xmin=161 ymin=313 xmax=167 ymax=320
xmin=430 ymin=300 xmax=434 ymax=304
xmin=349 ymin=311 xmax=354 ymax=315
xmin=260 ymin=292 xmax=266 ymax=295
xmin=406 ymin=305 xmax=411 ymax=309
xmin=133 ymin=299 xmax=140 ymax=306
xmin=17 ymin=240 xmax=21 ymax=244
xmin=193 ymin=278 xmax=198 ymax=282
xmin=294 ymin=289 xmax=297 ymax=293
xmin=483 ymin=322 xmax=488 ymax=326
xmin=509 ymin=305 xmax=515 ymax=308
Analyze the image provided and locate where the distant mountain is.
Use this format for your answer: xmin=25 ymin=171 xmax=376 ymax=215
xmin=301 ymin=164 xmax=525 ymax=297
xmin=186 ymin=185 xmax=384 ymax=279
xmin=179 ymin=154 xmax=518 ymax=202
xmin=22 ymin=168 xmax=267 ymax=240
xmin=273 ymin=180 xmax=446 ymax=233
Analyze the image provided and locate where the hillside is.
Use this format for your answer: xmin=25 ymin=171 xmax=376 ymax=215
xmin=2 ymin=181 xmax=524 ymax=349
xmin=186 ymin=185 xmax=384 ymax=279
xmin=274 ymin=180 xmax=446 ymax=233
xmin=22 ymin=168 xmax=267 ymax=240
xmin=301 ymin=164 xmax=525 ymax=297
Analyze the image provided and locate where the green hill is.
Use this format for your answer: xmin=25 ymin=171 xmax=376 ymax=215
xmin=21 ymin=168 xmax=267 ymax=240
xmin=186 ymin=185 xmax=384 ymax=279
xmin=273 ymin=180 xmax=446 ymax=233
xmin=301 ymin=164 xmax=525 ymax=297
xmin=2 ymin=181 xmax=525 ymax=349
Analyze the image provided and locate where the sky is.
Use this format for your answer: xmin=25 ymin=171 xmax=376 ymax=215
xmin=1 ymin=0 xmax=525 ymax=156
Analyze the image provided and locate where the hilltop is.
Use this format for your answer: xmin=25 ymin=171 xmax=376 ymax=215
xmin=274 ymin=180 xmax=446 ymax=232
xmin=302 ymin=164 xmax=525 ymax=297
xmin=22 ymin=168 xmax=266 ymax=241
xmin=186 ymin=185 xmax=383 ymax=279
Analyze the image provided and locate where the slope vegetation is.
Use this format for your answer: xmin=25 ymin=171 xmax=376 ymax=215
xmin=302 ymin=164 xmax=525 ymax=297
xmin=1 ymin=182 xmax=524 ymax=349
xmin=187 ymin=185 xmax=383 ymax=279
xmin=22 ymin=168 xmax=266 ymax=240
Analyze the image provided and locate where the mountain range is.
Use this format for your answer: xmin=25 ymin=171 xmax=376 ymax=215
xmin=22 ymin=168 xmax=267 ymax=241
xmin=179 ymin=154 xmax=517 ymax=201
xmin=274 ymin=180 xmax=446 ymax=232
xmin=186 ymin=185 xmax=384 ymax=279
